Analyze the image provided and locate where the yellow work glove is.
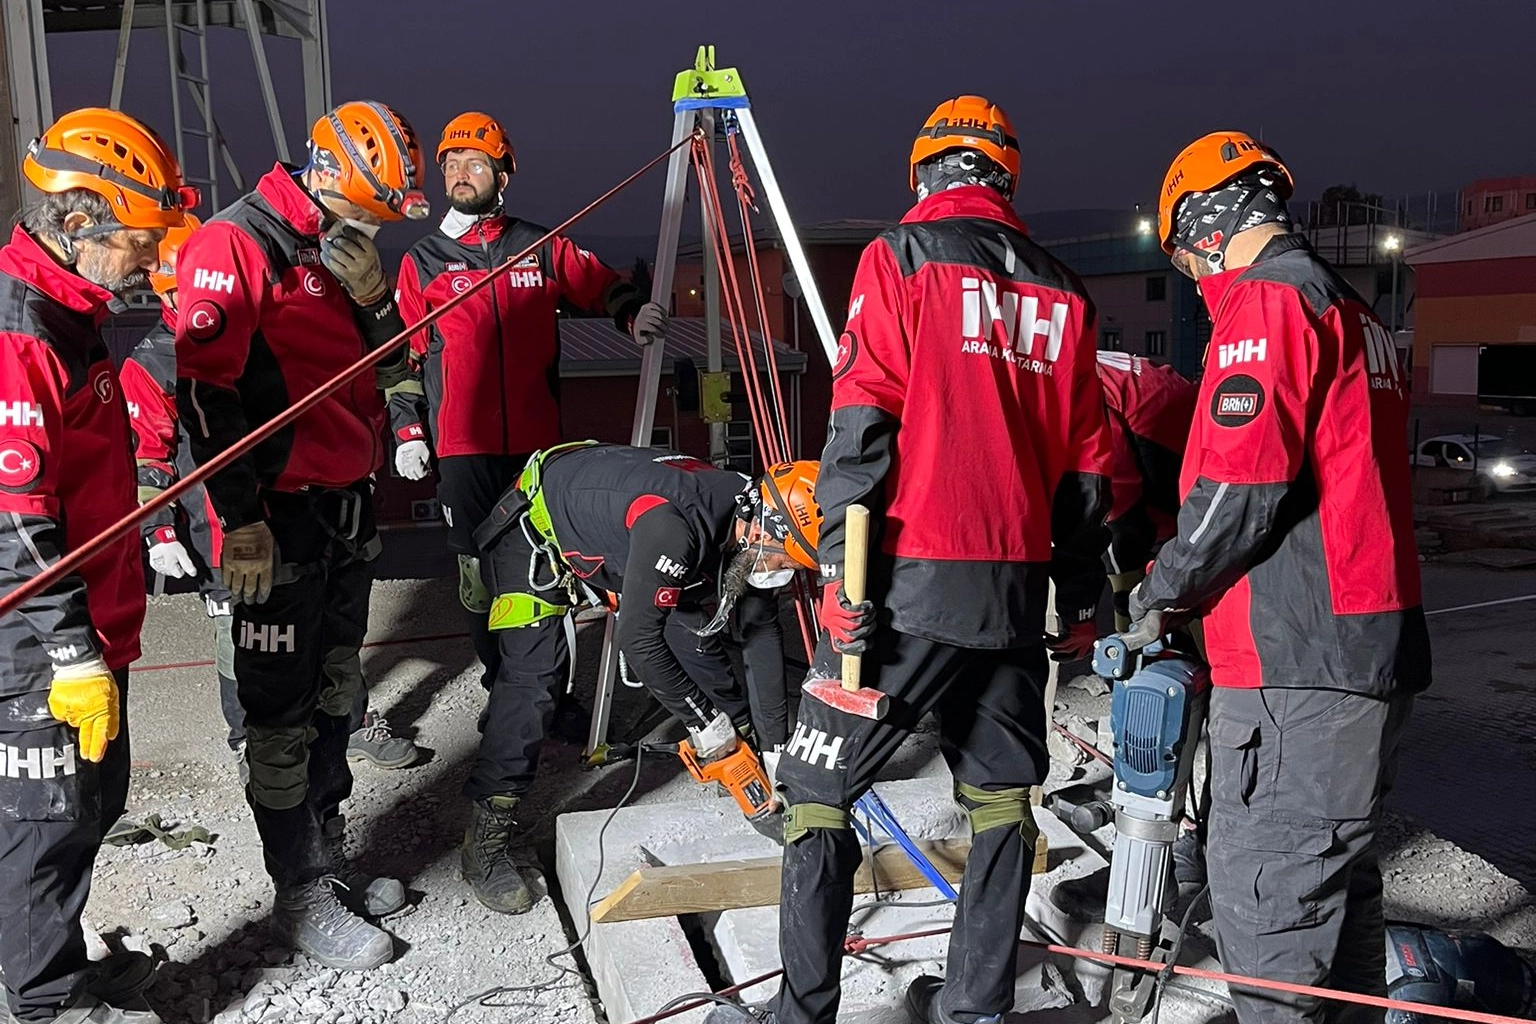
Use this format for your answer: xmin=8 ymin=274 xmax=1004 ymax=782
xmin=48 ymin=657 xmax=120 ymax=763
xmin=221 ymin=520 xmax=276 ymax=605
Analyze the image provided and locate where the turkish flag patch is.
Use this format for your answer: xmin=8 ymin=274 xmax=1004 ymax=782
xmin=183 ymin=299 xmax=226 ymax=343
xmin=654 ymin=587 xmax=681 ymax=608
xmin=0 ymin=438 xmax=43 ymax=492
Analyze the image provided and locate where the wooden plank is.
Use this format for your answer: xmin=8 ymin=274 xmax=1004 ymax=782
xmin=590 ymin=833 xmax=1049 ymax=924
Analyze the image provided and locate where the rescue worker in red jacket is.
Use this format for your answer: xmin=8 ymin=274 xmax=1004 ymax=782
xmin=709 ymin=96 xmax=1114 ymax=1024
xmin=121 ymin=222 xmax=420 ymax=774
xmin=174 ymin=101 xmax=428 ymax=971
xmin=1130 ymin=133 xmax=1430 ymax=1024
xmin=0 ymin=107 xmax=194 ymax=1024
xmin=1094 ymin=351 xmax=1197 ymax=631
xmin=387 ymin=111 xmax=667 ymax=710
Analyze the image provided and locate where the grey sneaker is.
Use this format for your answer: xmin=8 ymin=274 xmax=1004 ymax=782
xmin=322 ymin=815 xmax=406 ymax=916
xmin=272 ymin=878 xmax=393 ymax=971
xmin=345 ymin=712 xmax=420 ymax=769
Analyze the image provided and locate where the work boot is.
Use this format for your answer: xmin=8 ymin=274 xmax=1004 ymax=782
xmin=84 ymin=950 xmax=156 ymax=1010
xmin=8 ymin=994 xmax=162 ymax=1023
xmin=345 ymin=712 xmax=420 ymax=769
xmin=271 ymin=878 xmax=394 ymax=970
xmin=322 ymin=815 xmax=406 ymax=916
xmin=1048 ymin=865 xmax=1109 ymax=922
xmin=905 ymin=975 xmax=1003 ymax=1024
xmin=701 ymin=1003 xmax=775 ymax=1023
xmin=460 ymin=796 xmax=534 ymax=914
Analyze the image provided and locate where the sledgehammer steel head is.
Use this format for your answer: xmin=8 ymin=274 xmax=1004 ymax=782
xmin=803 ymin=504 xmax=889 ymax=721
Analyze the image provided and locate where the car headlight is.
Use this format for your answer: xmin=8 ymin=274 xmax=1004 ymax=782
xmin=1490 ymin=461 xmax=1517 ymax=478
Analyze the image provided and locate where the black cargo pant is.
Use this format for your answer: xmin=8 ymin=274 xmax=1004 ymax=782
xmin=1206 ymin=685 xmax=1414 ymax=1024
xmin=234 ymin=483 xmax=374 ymax=889
xmin=438 ymin=452 xmax=532 ymax=682
xmin=0 ymin=666 xmax=131 ymax=1021
xmin=771 ymin=629 xmax=1048 ymax=1024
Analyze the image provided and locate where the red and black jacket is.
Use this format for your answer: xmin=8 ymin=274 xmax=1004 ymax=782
xmin=0 ymin=226 xmax=144 ymax=675
xmin=1135 ymin=235 xmax=1430 ymax=694
xmin=817 ymin=186 xmax=1113 ymax=648
xmin=390 ymin=215 xmax=641 ymax=458
xmin=174 ymin=164 xmax=405 ymax=529
xmin=1095 ymin=352 xmax=1197 ymax=575
xmin=119 ymin=316 xmax=224 ymax=571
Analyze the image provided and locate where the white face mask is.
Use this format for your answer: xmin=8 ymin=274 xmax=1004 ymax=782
xmin=342 ymin=217 xmax=381 ymax=239
xmin=747 ymin=567 xmax=795 ymax=590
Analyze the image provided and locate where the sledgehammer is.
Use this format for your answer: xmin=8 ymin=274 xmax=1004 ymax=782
xmin=803 ymin=504 xmax=889 ymax=720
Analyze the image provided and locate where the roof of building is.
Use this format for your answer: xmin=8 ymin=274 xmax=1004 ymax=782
xmin=558 ymin=316 xmax=809 ymax=376
xmin=1405 ymin=213 xmax=1536 ymax=265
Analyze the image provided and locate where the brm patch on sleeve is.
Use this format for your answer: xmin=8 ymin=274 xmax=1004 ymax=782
xmin=831 ymin=330 xmax=859 ymax=382
xmin=183 ymin=299 xmax=227 ymax=343
xmin=1209 ymin=373 xmax=1266 ymax=427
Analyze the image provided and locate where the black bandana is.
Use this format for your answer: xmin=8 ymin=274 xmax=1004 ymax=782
xmin=915 ymin=151 xmax=1014 ymax=200
xmin=733 ymin=485 xmax=792 ymax=546
xmin=1172 ymin=170 xmax=1292 ymax=265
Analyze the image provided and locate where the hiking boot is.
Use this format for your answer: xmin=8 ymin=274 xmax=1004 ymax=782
xmin=322 ymin=815 xmax=406 ymax=916
xmin=8 ymin=994 xmax=162 ymax=1023
xmin=84 ymin=951 xmax=156 ymax=1010
xmin=272 ymin=878 xmax=393 ymax=971
xmin=345 ymin=712 xmax=420 ymax=769
xmin=701 ymin=1003 xmax=775 ymax=1023
xmin=905 ymin=975 xmax=1003 ymax=1024
xmin=461 ymin=796 xmax=534 ymax=914
xmin=1048 ymin=865 xmax=1109 ymax=922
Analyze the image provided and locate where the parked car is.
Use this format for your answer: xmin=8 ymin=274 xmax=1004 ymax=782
xmin=1413 ymin=433 xmax=1536 ymax=495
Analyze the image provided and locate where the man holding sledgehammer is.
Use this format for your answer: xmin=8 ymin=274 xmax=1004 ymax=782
xmin=707 ymin=95 xmax=1114 ymax=1024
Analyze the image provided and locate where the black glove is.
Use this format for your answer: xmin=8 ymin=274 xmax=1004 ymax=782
xmin=320 ymin=223 xmax=387 ymax=305
xmin=630 ymin=302 xmax=668 ymax=346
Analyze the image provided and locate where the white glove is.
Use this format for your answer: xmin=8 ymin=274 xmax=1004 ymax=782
xmin=147 ymin=533 xmax=197 ymax=578
xmin=395 ymin=439 xmax=432 ymax=480
xmin=687 ymin=710 xmax=740 ymax=761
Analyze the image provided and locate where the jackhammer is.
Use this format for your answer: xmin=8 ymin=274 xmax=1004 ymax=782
xmin=1091 ymin=621 xmax=1210 ymax=1024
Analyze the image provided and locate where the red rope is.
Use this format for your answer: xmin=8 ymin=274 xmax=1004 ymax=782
xmin=726 ymin=131 xmax=792 ymax=459
xmin=628 ymin=927 xmax=1536 ymax=1024
xmin=0 ymin=135 xmax=693 ymax=623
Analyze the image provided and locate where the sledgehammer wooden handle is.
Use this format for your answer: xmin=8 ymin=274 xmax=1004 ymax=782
xmin=841 ymin=505 xmax=870 ymax=692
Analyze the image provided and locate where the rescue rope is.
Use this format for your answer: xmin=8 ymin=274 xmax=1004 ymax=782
xmin=0 ymin=135 xmax=695 ymax=623
xmin=628 ymin=927 xmax=1536 ymax=1024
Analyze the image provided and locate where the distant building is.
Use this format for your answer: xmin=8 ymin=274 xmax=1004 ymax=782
xmin=1457 ymin=176 xmax=1536 ymax=233
xmin=1404 ymin=213 xmax=1536 ymax=409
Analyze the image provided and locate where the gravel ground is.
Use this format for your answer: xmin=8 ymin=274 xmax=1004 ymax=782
xmin=78 ymin=572 xmax=1535 ymax=1024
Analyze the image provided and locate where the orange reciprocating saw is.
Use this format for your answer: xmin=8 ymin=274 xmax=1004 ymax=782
xmin=669 ymin=740 xmax=778 ymax=821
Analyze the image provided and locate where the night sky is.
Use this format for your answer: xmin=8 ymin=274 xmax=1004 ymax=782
xmin=47 ymin=0 xmax=1536 ymax=244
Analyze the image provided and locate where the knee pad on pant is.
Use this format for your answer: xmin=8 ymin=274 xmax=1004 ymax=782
xmin=783 ymin=802 xmax=851 ymax=844
xmin=213 ymin=612 xmax=235 ymax=680
xmin=244 ymin=724 xmax=316 ymax=810
xmin=458 ymin=555 xmax=491 ymax=614
xmin=955 ymin=782 xmax=1039 ymax=844
xmin=318 ymin=647 xmax=364 ymax=718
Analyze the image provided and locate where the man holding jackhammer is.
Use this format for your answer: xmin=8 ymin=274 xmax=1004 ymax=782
xmin=1130 ymin=132 xmax=1430 ymax=1024
xmin=465 ymin=444 xmax=821 ymax=913
xmin=174 ymin=101 xmax=429 ymax=971
xmin=708 ymin=95 xmax=1113 ymax=1024
xmin=0 ymin=107 xmax=194 ymax=1024
xmin=121 ymin=221 xmax=420 ymax=782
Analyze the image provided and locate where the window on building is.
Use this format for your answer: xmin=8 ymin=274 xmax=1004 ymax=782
xmin=1465 ymin=199 xmax=1473 ymax=215
xmin=1145 ymin=331 xmax=1167 ymax=357
xmin=649 ymin=427 xmax=673 ymax=450
xmin=1526 ymin=192 xmax=1536 ymax=210
xmin=725 ymin=420 xmax=755 ymax=473
xmin=1485 ymin=195 xmax=1504 ymax=213
xmin=1101 ymin=329 xmax=1122 ymax=350
xmin=1145 ymin=275 xmax=1167 ymax=302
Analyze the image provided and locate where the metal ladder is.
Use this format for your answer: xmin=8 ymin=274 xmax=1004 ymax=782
xmin=164 ymin=0 xmax=219 ymax=209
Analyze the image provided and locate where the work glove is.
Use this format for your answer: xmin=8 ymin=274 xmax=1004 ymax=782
xmin=1046 ymin=621 xmax=1099 ymax=663
xmin=320 ymin=223 xmax=388 ymax=306
xmin=49 ymin=657 xmax=120 ymax=763
xmin=221 ymin=520 xmax=276 ymax=605
xmin=630 ymin=302 xmax=669 ymax=347
xmin=394 ymin=438 xmax=432 ymax=480
xmin=818 ymin=579 xmax=876 ymax=655
xmin=145 ymin=526 xmax=197 ymax=578
xmin=686 ymin=710 xmax=739 ymax=761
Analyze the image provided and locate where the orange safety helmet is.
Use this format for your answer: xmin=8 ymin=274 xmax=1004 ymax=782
xmin=22 ymin=107 xmax=197 ymax=230
xmin=1157 ymin=131 xmax=1293 ymax=255
xmin=436 ymin=111 xmax=516 ymax=174
xmin=758 ymin=461 xmax=822 ymax=571
xmin=308 ymin=101 xmax=430 ymax=221
xmin=149 ymin=213 xmax=202 ymax=301
xmin=909 ymin=95 xmax=1021 ymax=195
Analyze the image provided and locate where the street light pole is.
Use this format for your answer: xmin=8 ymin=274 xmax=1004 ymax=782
xmin=1382 ymin=233 xmax=1402 ymax=335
